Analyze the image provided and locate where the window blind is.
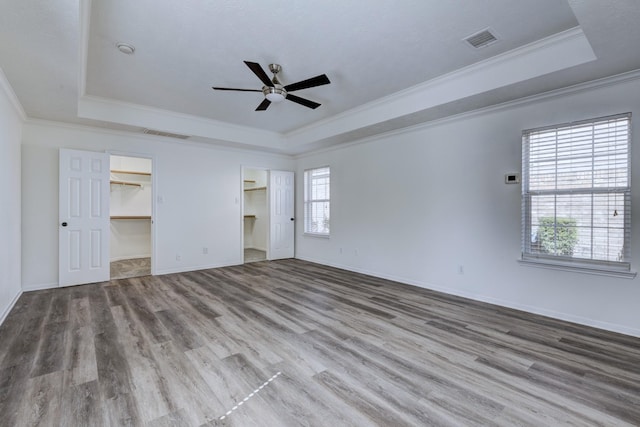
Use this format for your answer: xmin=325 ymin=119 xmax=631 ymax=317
xmin=522 ymin=113 xmax=631 ymax=269
xmin=304 ymin=167 xmax=330 ymax=235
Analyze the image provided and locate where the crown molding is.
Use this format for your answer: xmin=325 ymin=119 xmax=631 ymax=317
xmin=0 ymin=67 xmax=27 ymax=121
xmin=295 ymin=67 xmax=640 ymax=159
xmin=23 ymin=118 xmax=293 ymax=158
xmin=78 ymin=95 xmax=284 ymax=150
xmin=285 ymin=27 xmax=596 ymax=149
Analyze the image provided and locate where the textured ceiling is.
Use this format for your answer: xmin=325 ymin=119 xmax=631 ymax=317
xmin=1 ymin=1 xmax=640 ymax=154
xmin=85 ymin=0 xmax=577 ymax=133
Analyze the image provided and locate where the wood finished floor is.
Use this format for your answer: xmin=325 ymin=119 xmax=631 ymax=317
xmin=1 ymin=259 xmax=639 ymax=426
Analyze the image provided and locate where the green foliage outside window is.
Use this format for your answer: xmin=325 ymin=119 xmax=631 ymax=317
xmin=536 ymin=217 xmax=578 ymax=256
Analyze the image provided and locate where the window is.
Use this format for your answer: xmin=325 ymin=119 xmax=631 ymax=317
xmin=522 ymin=113 xmax=632 ymax=275
xmin=304 ymin=167 xmax=330 ymax=236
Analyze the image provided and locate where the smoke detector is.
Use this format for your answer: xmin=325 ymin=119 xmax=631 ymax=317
xmin=116 ymin=43 xmax=135 ymax=55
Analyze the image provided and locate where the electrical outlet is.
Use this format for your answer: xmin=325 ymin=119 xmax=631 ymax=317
xmin=176 ymin=254 xmax=181 ymax=261
xmin=203 ymin=247 xmax=208 ymax=254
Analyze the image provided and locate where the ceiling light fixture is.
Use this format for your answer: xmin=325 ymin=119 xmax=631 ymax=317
xmin=116 ymin=42 xmax=135 ymax=55
xmin=263 ymin=86 xmax=286 ymax=103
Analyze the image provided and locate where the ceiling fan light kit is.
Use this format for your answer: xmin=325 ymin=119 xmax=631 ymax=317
xmin=212 ymin=61 xmax=330 ymax=111
xmin=264 ymin=86 xmax=286 ymax=103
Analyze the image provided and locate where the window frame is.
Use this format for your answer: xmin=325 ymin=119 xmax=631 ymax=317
xmin=303 ymin=166 xmax=331 ymax=237
xmin=520 ymin=113 xmax=635 ymax=278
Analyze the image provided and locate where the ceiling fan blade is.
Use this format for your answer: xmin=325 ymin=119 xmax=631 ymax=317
xmin=244 ymin=61 xmax=274 ymax=87
xmin=212 ymin=87 xmax=262 ymax=92
xmin=284 ymin=74 xmax=331 ymax=92
xmin=256 ymin=98 xmax=271 ymax=111
xmin=285 ymin=94 xmax=320 ymax=109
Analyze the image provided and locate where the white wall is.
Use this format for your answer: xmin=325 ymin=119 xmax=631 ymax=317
xmin=0 ymin=77 xmax=23 ymax=323
xmin=296 ymin=76 xmax=640 ymax=337
xmin=110 ymin=155 xmax=152 ymax=261
xmin=21 ymin=122 xmax=293 ymax=289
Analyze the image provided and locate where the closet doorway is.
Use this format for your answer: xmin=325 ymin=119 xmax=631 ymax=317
xmin=242 ymin=168 xmax=295 ymax=263
xmin=109 ymin=154 xmax=153 ymax=279
xmin=243 ymin=168 xmax=268 ymax=263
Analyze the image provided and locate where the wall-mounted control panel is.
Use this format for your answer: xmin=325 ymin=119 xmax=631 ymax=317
xmin=505 ymin=173 xmax=520 ymax=184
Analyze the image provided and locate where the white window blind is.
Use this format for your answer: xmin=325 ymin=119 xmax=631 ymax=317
xmin=304 ymin=167 xmax=330 ymax=236
xmin=522 ymin=113 xmax=631 ymax=272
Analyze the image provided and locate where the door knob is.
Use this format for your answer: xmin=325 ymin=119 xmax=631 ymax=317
xmin=61 ymin=222 xmax=68 ymax=227
xmin=290 ymin=218 xmax=295 ymax=221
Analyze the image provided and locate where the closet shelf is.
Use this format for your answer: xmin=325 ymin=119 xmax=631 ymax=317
xmin=111 ymin=170 xmax=151 ymax=176
xmin=111 ymin=215 xmax=151 ymax=220
xmin=243 ymin=215 xmax=257 ymax=219
xmin=244 ymin=186 xmax=266 ymax=192
xmin=243 ymin=180 xmax=256 ymax=183
xmin=110 ymin=180 xmax=143 ymax=187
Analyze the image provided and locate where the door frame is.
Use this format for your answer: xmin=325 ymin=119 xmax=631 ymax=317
xmin=108 ymin=150 xmax=157 ymax=276
xmin=241 ymin=166 xmax=270 ymax=262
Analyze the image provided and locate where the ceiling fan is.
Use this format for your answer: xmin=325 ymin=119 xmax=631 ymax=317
xmin=212 ymin=61 xmax=331 ymax=111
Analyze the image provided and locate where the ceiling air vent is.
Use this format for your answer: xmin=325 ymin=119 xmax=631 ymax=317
xmin=143 ymin=129 xmax=190 ymax=139
xmin=464 ymin=28 xmax=498 ymax=49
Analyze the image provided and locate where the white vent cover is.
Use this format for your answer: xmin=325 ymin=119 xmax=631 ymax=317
xmin=143 ymin=129 xmax=190 ymax=139
xmin=464 ymin=28 xmax=498 ymax=49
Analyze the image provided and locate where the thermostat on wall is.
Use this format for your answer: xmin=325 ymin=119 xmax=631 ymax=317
xmin=505 ymin=173 xmax=520 ymax=184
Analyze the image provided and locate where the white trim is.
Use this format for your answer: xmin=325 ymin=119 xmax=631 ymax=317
xmin=0 ymin=289 xmax=23 ymax=327
xmin=303 ymin=233 xmax=330 ymax=239
xmin=155 ymin=261 xmax=239 ymax=276
xmin=295 ymin=68 xmax=640 ymax=159
xmin=518 ymin=259 xmax=636 ymax=279
xmin=72 ymin=28 xmax=595 ymax=154
xmin=285 ymin=27 xmax=595 ymax=148
xmin=22 ymin=282 xmax=59 ymax=291
xmin=295 ymin=255 xmax=640 ymax=338
xmin=23 ymin=118 xmax=294 ymax=159
xmin=77 ymin=95 xmax=284 ymax=150
xmin=0 ymin=67 xmax=27 ymax=121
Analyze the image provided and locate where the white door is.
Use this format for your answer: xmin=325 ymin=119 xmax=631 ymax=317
xmin=59 ymin=149 xmax=110 ymax=286
xmin=269 ymin=170 xmax=295 ymax=259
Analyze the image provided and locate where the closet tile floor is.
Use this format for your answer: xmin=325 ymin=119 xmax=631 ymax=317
xmin=244 ymin=248 xmax=266 ymax=263
xmin=110 ymin=257 xmax=151 ymax=280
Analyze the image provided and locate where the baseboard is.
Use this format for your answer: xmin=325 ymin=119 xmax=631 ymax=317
xmin=155 ymin=261 xmax=239 ymax=276
xmin=0 ymin=289 xmax=23 ymax=327
xmin=22 ymin=282 xmax=59 ymax=291
xmin=295 ymin=255 xmax=640 ymax=338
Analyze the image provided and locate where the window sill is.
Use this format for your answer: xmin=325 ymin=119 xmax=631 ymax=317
xmin=518 ymin=258 xmax=637 ymax=279
xmin=304 ymin=232 xmax=330 ymax=239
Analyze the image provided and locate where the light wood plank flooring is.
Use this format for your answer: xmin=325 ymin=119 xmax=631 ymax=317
xmin=111 ymin=257 xmax=152 ymax=280
xmin=1 ymin=259 xmax=639 ymax=426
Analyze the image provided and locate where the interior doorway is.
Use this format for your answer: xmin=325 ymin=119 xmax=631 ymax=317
xmin=242 ymin=168 xmax=295 ymax=263
xmin=243 ymin=168 xmax=268 ymax=263
xmin=109 ymin=154 xmax=153 ymax=279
